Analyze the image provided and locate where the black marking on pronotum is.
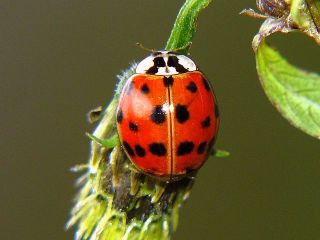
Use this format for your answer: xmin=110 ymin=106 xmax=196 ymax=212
xmin=175 ymin=104 xmax=189 ymax=124
xmin=135 ymin=144 xmax=146 ymax=157
xmin=151 ymin=105 xmax=166 ymax=124
xmin=186 ymin=81 xmax=197 ymax=93
xmin=163 ymin=76 xmax=174 ymax=87
xmin=146 ymin=57 xmax=166 ymax=75
xmin=202 ymin=78 xmax=211 ymax=91
xmin=116 ymin=109 xmax=123 ymax=123
xmin=141 ymin=83 xmax=150 ymax=94
xmin=129 ymin=121 xmax=138 ymax=132
xmin=197 ymin=141 xmax=207 ymax=154
xmin=201 ymin=116 xmax=211 ymax=128
xmin=152 ymin=51 xmax=162 ymax=56
xmin=146 ymin=65 xmax=158 ymax=75
xmin=123 ymin=141 xmax=135 ymax=157
xmin=167 ymin=56 xmax=188 ymax=73
xmin=214 ymin=103 xmax=220 ymax=118
xmin=177 ymin=141 xmax=194 ymax=156
xmin=154 ymin=57 xmax=166 ymax=67
xmin=149 ymin=143 xmax=167 ymax=156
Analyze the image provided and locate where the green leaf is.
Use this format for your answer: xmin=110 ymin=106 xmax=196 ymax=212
xmin=86 ymin=132 xmax=120 ymax=149
xmin=165 ymin=0 xmax=212 ymax=54
xmin=242 ymin=1 xmax=320 ymax=138
xmin=213 ymin=149 xmax=230 ymax=158
xmin=256 ymin=41 xmax=320 ymax=138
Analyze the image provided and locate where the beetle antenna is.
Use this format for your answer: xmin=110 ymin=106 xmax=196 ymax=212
xmin=136 ymin=42 xmax=157 ymax=53
xmin=136 ymin=42 xmax=192 ymax=54
xmin=171 ymin=42 xmax=193 ymax=54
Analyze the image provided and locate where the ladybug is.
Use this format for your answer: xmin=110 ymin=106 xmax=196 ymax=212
xmin=116 ymin=51 xmax=219 ymax=181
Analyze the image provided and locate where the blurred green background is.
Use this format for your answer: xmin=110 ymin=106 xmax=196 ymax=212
xmin=1 ymin=0 xmax=320 ymax=239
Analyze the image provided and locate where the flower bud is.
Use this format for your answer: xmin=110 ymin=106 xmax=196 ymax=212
xmin=256 ymin=0 xmax=290 ymax=17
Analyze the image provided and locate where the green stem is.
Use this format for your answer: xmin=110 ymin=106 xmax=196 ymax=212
xmin=165 ymin=0 xmax=212 ymax=53
xmin=306 ymin=0 xmax=320 ymax=32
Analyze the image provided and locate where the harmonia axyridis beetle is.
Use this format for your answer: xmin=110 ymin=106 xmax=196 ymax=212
xmin=116 ymin=51 xmax=219 ymax=181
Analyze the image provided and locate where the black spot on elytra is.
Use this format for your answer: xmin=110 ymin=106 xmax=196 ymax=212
xmin=201 ymin=116 xmax=211 ymax=128
xmin=202 ymin=78 xmax=211 ymax=91
xmin=141 ymin=83 xmax=150 ymax=94
xmin=129 ymin=121 xmax=138 ymax=132
xmin=207 ymin=137 xmax=216 ymax=153
xmin=123 ymin=141 xmax=135 ymax=157
xmin=149 ymin=143 xmax=167 ymax=156
xmin=116 ymin=109 xmax=123 ymax=123
xmin=197 ymin=141 xmax=207 ymax=154
xmin=151 ymin=105 xmax=166 ymax=124
xmin=167 ymin=56 xmax=188 ymax=73
xmin=135 ymin=144 xmax=146 ymax=157
xmin=177 ymin=141 xmax=194 ymax=156
xmin=163 ymin=76 xmax=174 ymax=87
xmin=186 ymin=81 xmax=197 ymax=93
xmin=214 ymin=103 xmax=219 ymax=118
xmin=185 ymin=167 xmax=196 ymax=174
xmin=175 ymin=104 xmax=189 ymax=124
xmin=146 ymin=57 xmax=166 ymax=74
xmin=152 ymin=51 xmax=162 ymax=57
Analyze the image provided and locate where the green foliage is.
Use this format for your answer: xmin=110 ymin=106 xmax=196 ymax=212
xmin=86 ymin=133 xmax=120 ymax=149
xmin=165 ymin=0 xmax=212 ymax=53
xmin=256 ymin=41 xmax=320 ymax=138
xmin=213 ymin=149 xmax=230 ymax=158
xmin=242 ymin=0 xmax=320 ymax=139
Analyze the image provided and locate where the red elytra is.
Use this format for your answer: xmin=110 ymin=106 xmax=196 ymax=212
xmin=116 ymin=51 xmax=219 ymax=181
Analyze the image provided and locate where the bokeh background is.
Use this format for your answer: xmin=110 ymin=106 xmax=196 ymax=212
xmin=1 ymin=0 xmax=320 ymax=239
